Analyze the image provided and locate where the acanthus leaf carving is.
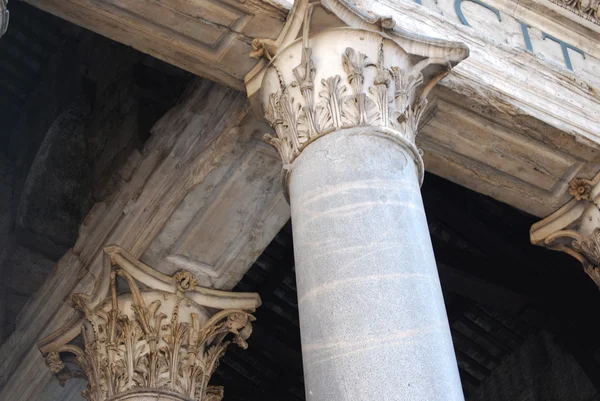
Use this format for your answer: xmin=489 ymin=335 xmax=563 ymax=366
xmin=318 ymin=75 xmax=348 ymax=131
xmin=294 ymin=46 xmax=319 ymax=140
xmin=249 ymin=0 xmax=468 ymax=191
xmin=38 ymin=246 xmax=260 ymax=401
xmin=263 ymin=44 xmax=450 ymax=166
xmin=572 ymin=227 xmax=600 ymax=266
xmin=571 ymin=227 xmax=600 ymax=288
xmin=342 ymin=47 xmax=369 ymax=126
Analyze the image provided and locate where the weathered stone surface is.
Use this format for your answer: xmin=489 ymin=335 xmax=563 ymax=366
xmin=367 ymin=0 xmax=600 ymax=218
xmin=420 ymin=86 xmax=600 ymax=217
xmin=38 ymin=245 xmax=260 ymax=401
xmin=22 ymin=0 xmax=600 ymax=220
xmin=23 ymin=0 xmax=288 ymax=91
xmin=0 ymin=79 xmax=290 ymax=401
xmin=141 ymin=118 xmax=288 ymax=291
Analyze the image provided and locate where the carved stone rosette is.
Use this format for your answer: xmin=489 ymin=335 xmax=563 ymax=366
xmin=531 ymin=175 xmax=600 ymax=289
xmin=245 ymin=0 xmax=468 ymax=189
xmin=38 ymin=246 xmax=261 ymax=401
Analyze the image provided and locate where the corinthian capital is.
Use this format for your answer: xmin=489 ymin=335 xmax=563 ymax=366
xmin=531 ymin=174 xmax=600 ymax=289
xmin=37 ymin=245 xmax=261 ymax=401
xmin=246 ymin=0 xmax=468 ymax=182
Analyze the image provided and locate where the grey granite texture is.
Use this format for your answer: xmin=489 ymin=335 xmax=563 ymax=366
xmin=289 ymin=128 xmax=464 ymax=401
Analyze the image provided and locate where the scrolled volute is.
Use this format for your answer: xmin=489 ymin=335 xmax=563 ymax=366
xmin=246 ymin=0 xmax=468 ymax=182
xmin=37 ymin=245 xmax=261 ymax=401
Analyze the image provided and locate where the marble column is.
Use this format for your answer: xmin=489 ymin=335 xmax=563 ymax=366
xmin=246 ymin=0 xmax=469 ymax=399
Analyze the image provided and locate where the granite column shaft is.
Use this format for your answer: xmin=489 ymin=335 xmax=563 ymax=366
xmin=288 ymin=127 xmax=464 ymax=401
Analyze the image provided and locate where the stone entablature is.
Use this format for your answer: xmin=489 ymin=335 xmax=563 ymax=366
xmin=408 ymin=0 xmax=597 ymax=74
xmin=17 ymin=0 xmax=600 ymax=220
xmin=37 ymin=246 xmax=261 ymax=401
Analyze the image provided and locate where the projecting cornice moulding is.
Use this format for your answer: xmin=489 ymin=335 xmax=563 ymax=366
xmin=548 ymin=0 xmax=599 ymax=26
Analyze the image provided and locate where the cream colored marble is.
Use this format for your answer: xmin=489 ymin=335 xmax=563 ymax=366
xmin=21 ymin=0 xmax=600 ymax=218
xmin=39 ymin=245 xmax=260 ymax=401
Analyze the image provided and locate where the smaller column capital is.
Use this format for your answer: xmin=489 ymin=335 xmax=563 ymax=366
xmin=531 ymin=174 xmax=600 ymax=288
xmin=37 ymin=245 xmax=261 ymax=401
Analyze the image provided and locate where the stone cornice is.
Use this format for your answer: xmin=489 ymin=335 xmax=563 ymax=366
xmin=548 ymin=0 xmax=599 ymax=26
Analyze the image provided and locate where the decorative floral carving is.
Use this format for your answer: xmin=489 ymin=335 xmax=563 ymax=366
xmin=41 ymin=247 xmax=258 ymax=401
xmin=568 ymin=177 xmax=593 ymax=201
xmin=264 ymin=45 xmax=438 ymax=165
xmin=174 ymin=270 xmax=198 ymax=292
xmin=550 ymin=0 xmax=599 ymax=26
xmin=249 ymin=38 xmax=278 ymax=60
xmin=45 ymin=352 xmax=65 ymax=374
xmin=583 ymin=265 xmax=600 ymax=289
xmin=572 ymin=228 xmax=600 ymax=267
xmin=573 ymin=228 xmax=600 ymax=288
